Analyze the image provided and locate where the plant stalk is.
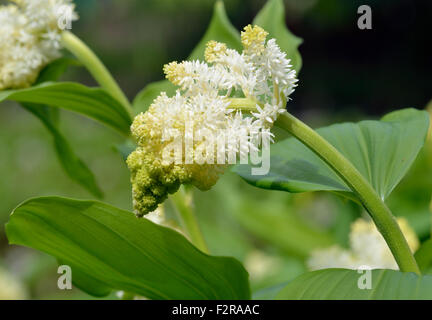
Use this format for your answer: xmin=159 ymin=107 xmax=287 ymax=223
xmin=171 ymin=187 xmax=209 ymax=253
xmin=61 ymin=31 xmax=133 ymax=115
xmin=275 ymin=112 xmax=420 ymax=274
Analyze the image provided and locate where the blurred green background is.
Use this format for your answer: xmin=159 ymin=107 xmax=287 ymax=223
xmin=0 ymin=0 xmax=431 ymax=299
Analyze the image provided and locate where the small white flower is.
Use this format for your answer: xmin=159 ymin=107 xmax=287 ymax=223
xmin=307 ymin=218 xmax=419 ymax=271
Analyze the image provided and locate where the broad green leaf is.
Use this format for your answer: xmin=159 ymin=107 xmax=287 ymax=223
xmin=234 ymin=109 xmax=430 ymax=201
xmin=0 ymin=82 xmax=132 ymax=135
xmin=133 ymin=80 xmax=176 ymax=114
xmin=253 ymin=283 xmax=288 ymax=300
xmin=253 ymin=0 xmax=303 ymax=72
xmin=26 ymin=57 xmax=81 ymax=125
xmin=133 ymin=0 xmax=241 ymax=114
xmin=31 ymin=58 xmax=80 ymax=125
xmin=188 ymin=0 xmax=242 ymax=60
xmin=22 ymin=103 xmax=103 ymax=198
xmin=114 ymin=139 xmax=137 ymax=161
xmin=60 ymin=263 xmax=112 ymax=297
xmin=16 ymin=59 xmax=103 ymax=198
xmin=276 ymin=269 xmax=432 ymax=300
xmin=35 ymin=57 xmax=81 ymax=84
xmin=415 ymin=239 xmax=432 ymax=274
xmin=6 ymin=197 xmax=251 ymax=300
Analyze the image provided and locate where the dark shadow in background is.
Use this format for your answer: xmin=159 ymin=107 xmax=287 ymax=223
xmin=291 ymin=0 xmax=431 ymax=120
xmin=73 ymin=0 xmax=431 ymax=121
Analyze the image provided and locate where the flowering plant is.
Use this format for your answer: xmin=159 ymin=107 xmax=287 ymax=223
xmin=1 ymin=0 xmax=432 ymax=300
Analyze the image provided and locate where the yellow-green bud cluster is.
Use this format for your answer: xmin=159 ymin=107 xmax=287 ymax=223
xmin=127 ymin=99 xmax=226 ymax=217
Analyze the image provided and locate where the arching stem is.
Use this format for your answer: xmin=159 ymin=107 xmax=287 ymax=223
xmin=229 ymin=97 xmax=420 ymax=274
xmin=61 ymin=31 xmax=133 ymax=116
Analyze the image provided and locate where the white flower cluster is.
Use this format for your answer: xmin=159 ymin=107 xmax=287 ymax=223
xmin=127 ymin=25 xmax=298 ymax=215
xmin=162 ymin=24 xmax=298 ymax=150
xmin=307 ymin=218 xmax=419 ymax=271
xmin=0 ymin=0 xmax=78 ymax=89
xmin=141 ymin=24 xmax=298 ymax=163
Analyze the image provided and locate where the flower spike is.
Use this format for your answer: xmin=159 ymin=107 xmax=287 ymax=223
xmin=128 ymin=25 xmax=298 ymax=216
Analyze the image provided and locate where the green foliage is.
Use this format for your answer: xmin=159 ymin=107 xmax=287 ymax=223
xmin=276 ymin=268 xmax=432 ymax=300
xmin=253 ymin=0 xmax=303 ymax=72
xmin=6 ymin=197 xmax=251 ymax=300
xmin=235 ymin=108 xmax=430 ymax=201
xmin=194 ymin=172 xmax=344 ymax=258
xmin=16 ymin=59 xmax=103 ymax=198
xmin=133 ymin=1 xmax=241 ymax=114
xmin=114 ymin=139 xmax=137 ymax=162
xmin=22 ymin=103 xmax=103 ymax=198
xmin=35 ymin=57 xmax=81 ymax=84
xmin=188 ymin=1 xmax=242 ymax=60
xmin=387 ymin=125 xmax=432 ymax=238
xmin=1 ymin=0 xmax=428 ymax=301
xmin=214 ymin=175 xmax=335 ymax=257
xmin=133 ymin=80 xmax=175 ymax=114
xmin=0 ymin=82 xmax=132 ymax=135
xmin=415 ymin=239 xmax=432 ymax=274
xmin=232 ymin=201 xmax=335 ymax=258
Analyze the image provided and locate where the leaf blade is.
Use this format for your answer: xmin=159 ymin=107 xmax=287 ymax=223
xmin=253 ymin=0 xmax=303 ymax=72
xmin=133 ymin=80 xmax=175 ymax=114
xmin=415 ymin=239 xmax=432 ymax=274
xmin=234 ymin=108 xmax=430 ymax=201
xmin=132 ymin=0 xmax=241 ymax=114
xmin=6 ymin=197 xmax=251 ymax=300
xmin=276 ymin=268 xmax=432 ymax=300
xmin=188 ymin=0 xmax=241 ymax=60
xmin=4 ymin=59 xmax=104 ymax=197
xmin=0 ymin=82 xmax=132 ymax=135
xmin=22 ymin=103 xmax=103 ymax=198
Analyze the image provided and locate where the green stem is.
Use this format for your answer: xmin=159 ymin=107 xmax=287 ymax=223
xmin=61 ymin=31 xmax=133 ymax=115
xmin=275 ymin=112 xmax=420 ymax=274
xmin=171 ymin=187 xmax=209 ymax=253
xmin=230 ymin=96 xmax=420 ymax=273
xmin=229 ymin=98 xmax=257 ymax=112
